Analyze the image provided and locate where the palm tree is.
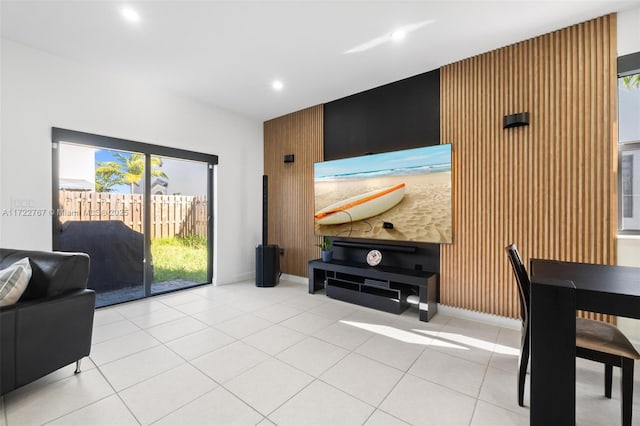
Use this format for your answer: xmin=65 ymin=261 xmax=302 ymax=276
xmin=114 ymin=153 xmax=168 ymax=194
xmin=95 ymin=161 xmax=125 ymax=192
xmin=622 ymin=74 xmax=640 ymax=89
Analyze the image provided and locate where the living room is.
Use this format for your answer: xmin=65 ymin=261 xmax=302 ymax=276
xmin=1 ymin=2 xmax=640 ymax=425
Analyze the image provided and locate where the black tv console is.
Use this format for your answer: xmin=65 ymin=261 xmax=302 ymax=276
xmin=308 ymin=259 xmax=437 ymax=322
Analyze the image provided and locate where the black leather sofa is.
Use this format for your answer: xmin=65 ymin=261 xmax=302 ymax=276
xmin=0 ymin=249 xmax=95 ymax=395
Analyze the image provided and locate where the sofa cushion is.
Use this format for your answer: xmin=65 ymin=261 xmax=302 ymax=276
xmin=0 ymin=250 xmax=90 ymax=300
xmin=0 ymin=257 xmax=32 ymax=306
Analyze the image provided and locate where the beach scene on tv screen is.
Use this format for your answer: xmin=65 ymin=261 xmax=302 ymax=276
xmin=314 ymin=144 xmax=452 ymax=244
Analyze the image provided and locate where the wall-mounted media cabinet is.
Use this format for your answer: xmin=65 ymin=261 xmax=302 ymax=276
xmin=308 ymin=259 xmax=438 ymax=322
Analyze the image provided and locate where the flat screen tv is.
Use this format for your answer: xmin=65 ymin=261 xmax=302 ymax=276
xmin=314 ymin=144 xmax=452 ymax=244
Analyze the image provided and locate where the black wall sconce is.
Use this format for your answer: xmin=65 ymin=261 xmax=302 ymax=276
xmin=503 ymin=112 xmax=530 ymax=129
xmin=284 ymin=154 xmax=295 ymax=163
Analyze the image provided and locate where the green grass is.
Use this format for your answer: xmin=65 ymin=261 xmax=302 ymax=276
xmin=151 ymin=235 xmax=207 ymax=283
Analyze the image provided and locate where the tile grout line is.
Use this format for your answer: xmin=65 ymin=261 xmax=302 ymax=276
xmin=466 ymin=344 xmax=494 ymax=426
xmin=194 ymin=354 xmax=292 ymax=422
xmin=352 ymin=335 xmax=430 ymax=373
xmin=258 ymin=371 xmax=318 ymax=419
xmin=38 ymin=367 xmax=142 ymax=426
xmin=474 ymin=326 xmax=534 ymax=419
xmin=145 ymin=387 xmax=238 ymax=426
xmin=253 ymin=308 xmax=460 ymax=424
xmin=93 ymin=360 xmax=143 ymax=426
xmin=474 ymin=398 xmax=530 ymax=421
xmin=90 ymin=332 xmax=164 ymax=368
xmin=364 ymin=341 xmax=433 ymax=426
xmin=360 ymin=372 xmax=406 ymax=425
xmin=273 ymin=335 xmax=352 ymax=379
xmin=174 ymin=300 xmax=368 ymax=423
xmin=106 ymin=337 xmax=248 ymax=426
xmin=95 ymin=319 xmax=233 ymax=370
xmin=365 ymin=406 xmax=413 ymax=426
xmin=91 ymin=324 xmax=143 ymax=346
xmin=313 ymin=377 xmax=379 ymax=417
xmin=401 ymin=369 xmax=488 ymax=402
xmin=40 ymin=394 xmax=130 ymax=426
xmin=92 ymin=298 xmax=239 ymax=394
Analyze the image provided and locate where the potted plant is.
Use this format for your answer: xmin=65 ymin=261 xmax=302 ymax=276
xmin=316 ymin=236 xmax=333 ymax=262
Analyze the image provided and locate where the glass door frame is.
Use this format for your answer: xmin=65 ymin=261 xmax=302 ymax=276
xmin=51 ymin=127 xmax=217 ymax=299
xmin=617 ymin=51 xmax=640 ymax=235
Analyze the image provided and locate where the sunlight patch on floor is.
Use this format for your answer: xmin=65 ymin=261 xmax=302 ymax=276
xmin=339 ymin=320 xmax=468 ymax=350
xmin=413 ymin=329 xmax=519 ymax=356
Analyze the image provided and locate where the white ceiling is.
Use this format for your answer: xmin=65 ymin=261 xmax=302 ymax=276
xmin=1 ymin=1 xmax=637 ymax=121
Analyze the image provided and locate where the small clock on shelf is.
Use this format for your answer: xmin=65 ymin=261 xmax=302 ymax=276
xmin=366 ymin=249 xmax=382 ymax=266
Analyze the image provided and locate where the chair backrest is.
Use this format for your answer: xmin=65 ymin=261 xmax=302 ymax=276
xmin=505 ymin=244 xmax=531 ymax=325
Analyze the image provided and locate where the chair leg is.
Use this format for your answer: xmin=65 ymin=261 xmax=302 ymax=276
xmin=621 ymin=358 xmax=633 ymax=426
xmin=518 ymin=332 xmax=530 ymax=407
xmin=74 ymin=359 xmax=82 ymax=374
xmin=605 ymin=364 xmax=613 ymax=398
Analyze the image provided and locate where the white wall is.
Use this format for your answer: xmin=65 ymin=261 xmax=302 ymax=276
xmin=0 ymin=38 xmax=263 ymax=285
xmin=616 ymin=6 xmax=640 ymax=345
xmin=618 ymin=6 xmax=640 ymax=57
xmin=59 ymin=144 xmax=96 ymax=187
xmin=616 ymin=236 xmax=640 ymax=344
xmin=155 ymin=158 xmax=208 ymax=196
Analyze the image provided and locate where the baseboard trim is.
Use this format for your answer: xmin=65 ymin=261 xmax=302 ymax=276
xmin=280 ymin=274 xmax=307 ymax=285
xmin=438 ymin=304 xmax=521 ymax=330
xmin=215 ymin=272 xmax=253 ymax=286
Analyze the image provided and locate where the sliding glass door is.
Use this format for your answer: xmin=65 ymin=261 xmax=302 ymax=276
xmin=52 ymin=128 xmax=216 ymax=307
xmin=150 ymin=156 xmax=210 ymax=295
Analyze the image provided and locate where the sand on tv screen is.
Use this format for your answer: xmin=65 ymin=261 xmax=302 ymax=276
xmin=314 ymin=144 xmax=452 ymax=244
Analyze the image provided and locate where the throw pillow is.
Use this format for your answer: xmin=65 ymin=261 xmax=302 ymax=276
xmin=0 ymin=257 xmax=32 ymax=307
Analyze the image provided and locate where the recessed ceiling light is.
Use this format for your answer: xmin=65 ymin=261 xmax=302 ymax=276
xmin=121 ymin=7 xmax=140 ymax=23
xmin=390 ymin=30 xmax=406 ymax=41
xmin=272 ymin=81 xmax=284 ymax=91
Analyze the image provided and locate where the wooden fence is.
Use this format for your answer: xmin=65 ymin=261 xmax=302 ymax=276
xmin=58 ymin=191 xmax=208 ymax=239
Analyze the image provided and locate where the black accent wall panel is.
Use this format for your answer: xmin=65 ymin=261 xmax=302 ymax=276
xmin=324 ymin=69 xmax=440 ymax=160
xmin=322 ymin=68 xmax=441 ymax=278
xmin=618 ymin=51 xmax=640 ymax=75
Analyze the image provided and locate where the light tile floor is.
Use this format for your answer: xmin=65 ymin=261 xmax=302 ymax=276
xmin=1 ymin=279 xmax=639 ymax=425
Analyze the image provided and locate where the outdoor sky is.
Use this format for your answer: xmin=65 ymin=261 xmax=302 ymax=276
xmin=314 ymin=144 xmax=452 ymax=179
xmin=95 ymin=148 xmax=127 ymax=164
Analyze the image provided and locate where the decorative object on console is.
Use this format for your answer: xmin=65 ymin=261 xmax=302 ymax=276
xmin=316 ymin=236 xmax=333 ymax=262
xmin=366 ymin=249 xmax=382 ymax=266
xmin=314 ymin=144 xmax=452 ymax=243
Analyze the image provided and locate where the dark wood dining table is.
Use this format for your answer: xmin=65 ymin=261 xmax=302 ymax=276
xmin=529 ymin=259 xmax=640 ymax=425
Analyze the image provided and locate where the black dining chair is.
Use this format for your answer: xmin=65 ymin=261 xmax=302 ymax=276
xmin=505 ymin=244 xmax=639 ymax=426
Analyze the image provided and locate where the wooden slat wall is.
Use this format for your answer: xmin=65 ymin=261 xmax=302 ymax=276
xmin=440 ymin=15 xmax=618 ymax=320
xmin=264 ymin=105 xmax=324 ymax=277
